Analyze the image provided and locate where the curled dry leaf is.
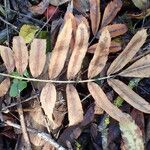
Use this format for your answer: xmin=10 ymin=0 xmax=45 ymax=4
xmin=49 ymin=19 xmax=72 ymax=79
xmin=67 ymin=21 xmax=89 ymax=79
xmin=88 ymin=82 xmax=129 ymax=123
xmin=89 ymin=0 xmax=101 ymax=35
xmin=88 ymin=41 xmax=121 ymax=53
xmin=119 ymin=54 xmax=150 ymax=78
xmin=101 ymin=0 xmax=122 ymax=29
xmin=88 ymin=28 xmax=111 ymax=78
xmin=0 ymin=46 xmax=15 ymax=73
xmin=66 ymin=84 xmax=83 ymax=126
xmin=0 ymin=78 xmax=10 ymax=97
xmin=107 ymin=29 xmax=147 ymax=75
xmin=13 ymin=36 xmax=28 ymax=75
xmin=120 ymin=115 xmax=144 ymax=150
xmin=107 ymin=79 xmax=150 ymax=113
xmin=40 ymin=83 xmax=57 ymax=125
xmin=29 ymin=39 xmax=46 ymax=77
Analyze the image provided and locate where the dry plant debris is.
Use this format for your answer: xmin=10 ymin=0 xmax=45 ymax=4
xmin=0 ymin=0 xmax=150 ymax=149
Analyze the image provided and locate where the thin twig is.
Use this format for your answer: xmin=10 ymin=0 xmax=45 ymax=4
xmin=5 ymin=120 xmax=66 ymax=150
xmin=0 ymin=72 xmax=114 ymax=83
xmin=16 ymin=96 xmax=32 ymax=150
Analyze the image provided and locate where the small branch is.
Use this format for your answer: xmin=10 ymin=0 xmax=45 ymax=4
xmin=16 ymin=96 xmax=32 ymax=150
xmin=5 ymin=120 xmax=66 ymax=150
xmin=0 ymin=72 xmax=114 ymax=84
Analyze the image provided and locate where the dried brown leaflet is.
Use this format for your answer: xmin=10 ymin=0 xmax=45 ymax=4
xmin=66 ymin=84 xmax=83 ymax=126
xmin=67 ymin=21 xmax=89 ymax=79
xmin=107 ymin=29 xmax=147 ymax=75
xmin=49 ymin=19 xmax=72 ymax=79
xmin=88 ymin=28 xmax=111 ymax=78
xmin=0 ymin=78 xmax=10 ymax=97
xmin=29 ymin=39 xmax=46 ymax=77
xmin=89 ymin=0 xmax=101 ymax=35
xmin=107 ymin=79 xmax=150 ymax=113
xmin=13 ymin=36 xmax=28 ymax=75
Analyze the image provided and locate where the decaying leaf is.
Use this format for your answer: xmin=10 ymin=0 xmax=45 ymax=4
xmin=89 ymin=0 xmax=101 ymax=35
xmin=132 ymin=0 xmax=149 ymax=10
xmin=0 ymin=46 xmax=15 ymax=73
xmin=88 ymin=28 xmax=111 ymax=78
xmin=88 ymin=82 xmax=129 ymax=123
xmin=88 ymin=41 xmax=121 ymax=53
xmin=119 ymin=54 xmax=150 ymax=78
xmin=107 ymin=29 xmax=147 ymax=75
xmin=67 ymin=21 xmax=89 ymax=79
xmin=30 ymin=0 xmax=49 ymax=15
xmin=120 ymin=115 xmax=144 ymax=150
xmin=105 ymin=24 xmax=128 ymax=38
xmin=19 ymin=25 xmax=39 ymax=44
xmin=66 ymin=84 xmax=83 ymax=126
xmin=101 ymin=0 xmax=122 ymax=29
xmin=0 ymin=78 xmax=10 ymax=97
xmin=109 ymin=41 xmax=122 ymax=53
xmin=13 ymin=36 xmax=28 ymax=75
xmin=29 ymin=39 xmax=46 ymax=77
xmin=107 ymin=79 xmax=150 ymax=113
xmin=40 ymin=83 xmax=57 ymax=124
xmin=49 ymin=19 xmax=72 ymax=79
xmin=49 ymin=0 xmax=70 ymax=6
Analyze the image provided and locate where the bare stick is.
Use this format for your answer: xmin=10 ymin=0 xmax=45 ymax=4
xmin=5 ymin=120 xmax=66 ymax=150
xmin=16 ymin=96 xmax=32 ymax=150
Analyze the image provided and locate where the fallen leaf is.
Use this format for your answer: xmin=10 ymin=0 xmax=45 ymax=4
xmin=49 ymin=0 xmax=70 ymax=6
xmin=119 ymin=54 xmax=150 ymax=78
xmin=19 ymin=25 xmax=39 ymax=44
xmin=107 ymin=79 xmax=150 ymax=113
xmin=40 ymin=83 xmax=57 ymax=124
xmin=0 ymin=46 xmax=15 ymax=73
xmin=0 ymin=78 xmax=10 ymax=97
xmin=88 ymin=82 xmax=129 ymax=123
xmin=101 ymin=0 xmax=122 ymax=29
xmin=29 ymin=39 xmax=46 ymax=77
xmin=104 ymin=24 xmax=128 ymax=38
xmin=67 ymin=21 xmax=89 ymax=79
xmin=120 ymin=115 xmax=144 ymax=150
xmin=89 ymin=0 xmax=101 ymax=35
xmin=13 ymin=36 xmax=28 ymax=75
xmin=131 ymin=0 xmax=149 ymax=10
xmin=107 ymin=29 xmax=147 ymax=75
xmin=88 ymin=28 xmax=111 ymax=78
xmin=88 ymin=41 xmax=121 ymax=53
xmin=48 ymin=19 xmax=72 ymax=79
xmin=30 ymin=0 xmax=50 ymax=15
xmin=66 ymin=84 xmax=83 ymax=126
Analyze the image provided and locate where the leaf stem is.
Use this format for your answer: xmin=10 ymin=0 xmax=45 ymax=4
xmin=0 ymin=72 xmax=114 ymax=84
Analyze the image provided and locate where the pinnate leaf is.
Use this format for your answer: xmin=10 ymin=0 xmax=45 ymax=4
xmin=88 ymin=28 xmax=111 ymax=78
xmin=48 ymin=19 xmax=72 ymax=79
xmin=13 ymin=36 xmax=28 ymax=75
xmin=107 ymin=79 xmax=150 ymax=113
xmin=29 ymin=39 xmax=46 ymax=77
xmin=67 ymin=21 xmax=89 ymax=79
xmin=0 ymin=46 xmax=15 ymax=73
xmin=107 ymin=29 xmax=147 ymax=75
xmin=66 ymin=84 xmax=83 ymax=126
